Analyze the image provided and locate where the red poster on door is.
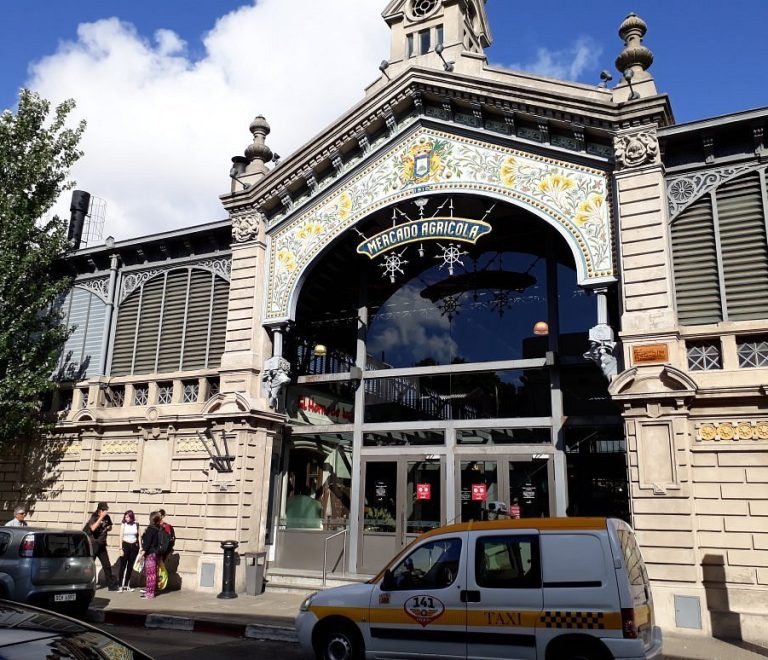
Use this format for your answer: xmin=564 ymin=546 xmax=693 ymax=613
xmin=416 ymin=483 xmax=431 ymax=500
xmin=471 ymin=483 xmax=487 ymax=501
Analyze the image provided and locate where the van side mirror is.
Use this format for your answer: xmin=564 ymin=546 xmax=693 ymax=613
xmin=381 ymin=569 xmax=394 ymax=591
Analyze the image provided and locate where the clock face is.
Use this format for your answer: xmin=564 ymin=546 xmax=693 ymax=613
xmin=410 ymin=0 xmax=440 ymax=19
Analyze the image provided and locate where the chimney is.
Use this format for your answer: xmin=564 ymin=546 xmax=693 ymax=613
xmin=68 ymin=190 xmax=91 ymax=250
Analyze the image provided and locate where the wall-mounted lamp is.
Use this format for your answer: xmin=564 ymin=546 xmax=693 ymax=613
xmin=434 ymin=44 xmax=454 ymax=72
xmin=229 ymin=156 xmax=252 ymax=190
xmin=379 ymin=60 xmax=391 ymax=81
xmin=104 ymin=235 xmax=115 ymax=250
xmin=598 ymin=69 xmax=613 ymax=88
xmin=196 ymin=430 xmax=235 ymax=473
xmin=533 ymin=321 xmax=549 ymax=336
xmin=272 ymin=153 xmax=281 ymax=166
xmin=622 ymin=68 xmax=640 ymax=100
xmin=313 ymin=343 xmax=327 ymax=357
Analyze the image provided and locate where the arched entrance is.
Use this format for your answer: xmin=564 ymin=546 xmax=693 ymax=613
xmin=271 ymin=192 xmax=627 ymax=575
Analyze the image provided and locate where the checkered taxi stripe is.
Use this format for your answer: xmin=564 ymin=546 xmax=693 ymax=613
xmin=539 ymin=611 xmax=605 ymax=629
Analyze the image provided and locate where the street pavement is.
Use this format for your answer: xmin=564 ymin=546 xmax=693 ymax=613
xmin=88 ymin=587 xmax=768 ymax=659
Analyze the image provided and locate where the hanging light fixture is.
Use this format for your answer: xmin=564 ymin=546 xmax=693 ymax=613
xmin=533 ymin=321 xmax=549 ymax=336
xmin=313 ymin=344 xmax=327 ymax=357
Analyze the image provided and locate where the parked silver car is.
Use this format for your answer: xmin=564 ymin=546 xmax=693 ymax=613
xmin=0 ymin=527 xmax=96 ymax=615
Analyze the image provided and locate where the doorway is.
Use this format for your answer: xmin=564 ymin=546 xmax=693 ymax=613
xmin=359 ymin=455 xmax=445 ymax=574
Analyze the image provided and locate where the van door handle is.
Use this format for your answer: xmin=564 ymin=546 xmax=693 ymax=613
xmin=460 ymin=590 xmax=481 ymax=603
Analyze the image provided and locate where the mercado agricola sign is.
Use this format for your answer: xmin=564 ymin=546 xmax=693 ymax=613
xmin=356 ymin=217 xmax=492 ymax=259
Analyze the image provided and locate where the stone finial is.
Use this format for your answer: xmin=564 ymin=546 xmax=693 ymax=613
xmin=615 ymin=13 xmax=654 ymax=75
xmin=245 ymin=115 xmax=273 ymax=165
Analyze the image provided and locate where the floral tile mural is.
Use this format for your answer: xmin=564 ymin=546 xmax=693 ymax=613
xmin=265 ymin=127 xmax=613 ymax=322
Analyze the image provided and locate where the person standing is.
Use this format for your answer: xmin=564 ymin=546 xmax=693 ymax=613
xmin=140 ymin=511 xmax=162 ymax=599
xmin=5 ymin=507 xmax=27 ymax=526
xmin=158 ymin=509 xmax=176 ymax=557
xmin=86 ymin=502 xmax=118 ymax=591
xmin=117 ymin=510 xmax=140 ymax=592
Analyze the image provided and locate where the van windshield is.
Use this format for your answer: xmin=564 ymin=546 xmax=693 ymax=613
xmin=34 ymin=533 xmax=90 ymax=559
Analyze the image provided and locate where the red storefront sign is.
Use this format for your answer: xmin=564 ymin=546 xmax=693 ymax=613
xmin=471 ymin=483 xmax=487 ymax=501
xmin=416 ymin=483 xmax=431 ymax=500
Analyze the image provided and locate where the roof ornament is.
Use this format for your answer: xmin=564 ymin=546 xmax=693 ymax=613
xmin=615 ymin=13 xmax=654 ymax=76
xmin=229 ymin=115 xmax=277 ymax=191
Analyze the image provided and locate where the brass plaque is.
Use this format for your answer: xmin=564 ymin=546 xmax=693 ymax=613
xmin=632 ymin=344 xmax=669 ymax=364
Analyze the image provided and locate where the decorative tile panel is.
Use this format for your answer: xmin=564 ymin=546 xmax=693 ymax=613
xmin=176 ymin=437 xmax=207 ymax=453
xmin=265 ymin=127 xmax=613 ymax=322
xmin=696 ymin=421 xmax=768 ymax=442
xmin=102 ymin=439 xmax=139 ymax=454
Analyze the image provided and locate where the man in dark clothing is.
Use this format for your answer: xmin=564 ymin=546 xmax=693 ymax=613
xmin=86 ymin=502 xmax=118 ymax=591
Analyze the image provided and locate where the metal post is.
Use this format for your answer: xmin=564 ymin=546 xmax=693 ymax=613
xmin=217 ymin=540 xmax=239 ymax=599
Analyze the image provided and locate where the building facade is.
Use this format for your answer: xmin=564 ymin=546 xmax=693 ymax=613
xmin=2 ymin=0 xmax=767 ymax=644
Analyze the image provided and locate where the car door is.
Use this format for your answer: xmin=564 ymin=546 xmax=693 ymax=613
xmin=465 ymin=529 xmax=542 ymax=660
xmin=368 ymin=534 xmax=467 ymax=659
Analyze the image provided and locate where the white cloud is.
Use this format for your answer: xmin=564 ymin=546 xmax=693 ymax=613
xmin=368 ymin=284 xmax=459 ymax=364
xmin=26 ymin=0 xmax=389 ymax=241
xmin=505 ymin=37 xmax=602 ymax=82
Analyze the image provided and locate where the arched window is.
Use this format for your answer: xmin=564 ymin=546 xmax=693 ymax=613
xmin=110 ymin=268 xmax=229 ymax=376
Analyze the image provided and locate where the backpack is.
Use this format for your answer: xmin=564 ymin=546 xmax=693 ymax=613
xmin=162 ymin=522 xmax=176 ymax=554
xmin=156 ymin=527 xmax=171 ymax=556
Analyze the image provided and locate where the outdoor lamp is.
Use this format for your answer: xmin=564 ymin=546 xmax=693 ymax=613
xmin=533 ymin=321 xmax=549 ymax=336
xmin=313 ymin=344 xmax=327 ymax=357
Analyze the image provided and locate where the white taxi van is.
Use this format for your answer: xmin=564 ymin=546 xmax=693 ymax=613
xmin=296 ymin=517 xmax=662 ymax=660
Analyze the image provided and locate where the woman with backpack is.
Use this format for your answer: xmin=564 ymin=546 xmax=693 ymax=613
xmin=140 ymin=511 xmax=164 ymax=599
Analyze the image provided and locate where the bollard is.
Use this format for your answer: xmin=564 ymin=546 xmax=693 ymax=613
xmin=217 ymin=540 xmax=239 ymax=599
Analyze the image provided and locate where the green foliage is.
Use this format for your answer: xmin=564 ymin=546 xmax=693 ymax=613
xmin=0 ymin=89 xmax=86 ymax=445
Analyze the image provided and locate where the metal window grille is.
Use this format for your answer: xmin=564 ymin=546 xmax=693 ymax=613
xmin=133 ymin=385 xmax=149 ymax=406
xmin=182 ymin=381 xmax=199 ymax=404
xmin=105 ymin=386 xmax=125 ymax=407
xmin=737 ymin=336 xmax=768 ymax=368
xmin=80 ymin=389 xmax=89 ymax=409
xmin=412 ymin=0 xmax=438 ymax=18
xmin=686 ymin=341 xmax=722 ymax=371
xmin=158 ymin=383 xmax=173 ymax=405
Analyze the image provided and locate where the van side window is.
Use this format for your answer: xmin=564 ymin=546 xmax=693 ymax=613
xmin=0 ymin=532 xmax=9 ymax=555
xmin=475 ymin=535 xmax=540 ymax=589
xmin=390 ymin=537 xmax=462 ymax=590
xmin=617 ymin=529 xmax=648 ymax=587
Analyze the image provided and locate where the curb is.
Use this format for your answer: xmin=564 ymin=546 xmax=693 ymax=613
xmin=88 ymin=608 xmax=298 ymax=643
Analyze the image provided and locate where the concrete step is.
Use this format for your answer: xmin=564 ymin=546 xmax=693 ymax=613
xmin=266 ymin=568 xmax=373 ymax=592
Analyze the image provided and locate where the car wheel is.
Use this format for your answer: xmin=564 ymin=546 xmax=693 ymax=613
xmin=317 ymin=623 xmax=363 ymax=660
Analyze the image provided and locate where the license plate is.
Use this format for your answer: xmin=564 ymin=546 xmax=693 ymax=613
xmin=54 ymin=593 xmax=77 ymax=602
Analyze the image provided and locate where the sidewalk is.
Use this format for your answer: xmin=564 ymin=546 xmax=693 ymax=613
xmin=87 ymin=588 xmax=768 ymax=659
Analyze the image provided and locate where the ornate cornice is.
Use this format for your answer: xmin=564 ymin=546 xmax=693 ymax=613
xmin=119 ymin=257 xmax=232 ymax=303
xmin=667 ymin=163 xmax=760 ymax=220
xmin=696 ymin=420 xmax=768 ymax=442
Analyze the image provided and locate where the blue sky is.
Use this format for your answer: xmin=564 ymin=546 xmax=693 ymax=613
xmin=1 ymin=0 xmax=767 ymax=238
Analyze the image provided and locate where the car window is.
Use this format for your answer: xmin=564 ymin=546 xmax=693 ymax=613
xmin=475 ymin=535 xmax=540 ymax=588
xmin=617 ymin=528 xmax=649 ymax=588
xmin=390 ymin=537 xmax=461 ymax=590
xmin=0 ymin=532 xmax=10 ymax=555
xmin=35 ymin=533 xmax=90 ymax=558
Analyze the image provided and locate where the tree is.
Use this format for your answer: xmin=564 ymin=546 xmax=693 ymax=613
xmin=0 ymin=89 xmax=86 ymax=446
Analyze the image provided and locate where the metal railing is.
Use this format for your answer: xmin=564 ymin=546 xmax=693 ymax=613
xmin=322 ymin=528 xmax=348 ymax=587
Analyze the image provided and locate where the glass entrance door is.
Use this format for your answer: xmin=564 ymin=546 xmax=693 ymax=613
xmin=455 ymin=454 xmax=553 ymax=521
xmin=359 ymin=456 xmax=445 ymax=574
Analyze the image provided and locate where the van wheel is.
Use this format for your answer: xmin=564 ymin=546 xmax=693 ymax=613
xmin=316 ymin=622 xmax=363 ymax=660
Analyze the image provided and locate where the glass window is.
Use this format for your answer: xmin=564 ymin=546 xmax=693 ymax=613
xmin=460 ymin=460 xmax=498 ymax=522
xmin=737 ymin=335 xmax=768 ymax=368
xmin=475 ymin=535 xmax=540 ymax=588
xmin=687 ymin=340 xmax=722 ymax=371
xmin=406 ymin=33 xmax=414 ymax=58
xmin=366 ymin=251 xmax=549 ymax=369
xmin=364 ymin=462 xmax=397 ymax=533
xmin=435 ymin=25 xmax=444 ymax=48
xmin=509 ymin=460 xmax=550 ymax=518
xmin=557 ymin=264 xmax=597 ymax=339
xmin=561 ymin=364 xmax=618 ymax=416
xmin=617 ymin=528 xmax=649 ymax=589
xmin=284 ymin=433 xmax=352 ymax=530
xmin=206 ymin=377 xmax=220 ymax=397
xmin=457 ymin=428 xmax=551 ymax=445
xmin=0 ymin=532 xmax=10 ymax=555
xmin=419 ymin=29 xmax=431 ymax=55
xmin=182 ymin=380 xmax=199 ymax=403
xmin=407 ymin=460 xmax=441 ymax=533
xmin=287 ymin=382 xmax=356 ymax=426
xmin=157 ymin=382 xmax=173 ymax=405
xmin=364 ymin=369 xmax=551 ymax=423
xmin=390 ymin=537 xmax=462 ymax=590
xmin=133 ymin=384 xmax=149 ymax=406
xmin=363 ymin=430 xmax=443 ymax=447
